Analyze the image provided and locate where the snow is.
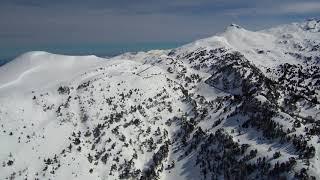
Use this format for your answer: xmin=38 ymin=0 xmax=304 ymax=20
xmin=0 ymin=51 xmax=103 ymax=95
xmin=0 ymin=19 xmax=320 ymax=179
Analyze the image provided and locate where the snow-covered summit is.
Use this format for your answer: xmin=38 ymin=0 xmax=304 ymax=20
xmin=300 ymin=18 xmax=320 ymax=32
xmin=177 ymin=19 xmax=320 ymax=70
xmin=0 ymin=51 xmax=103 ymax=94
xmin=0 ymin=19 xmax=320 ymax=180
xmin=225 ymin=23 xmax=244 ymax=31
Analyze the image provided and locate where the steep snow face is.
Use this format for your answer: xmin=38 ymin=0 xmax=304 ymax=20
xmin=1 ymin=20 xmax=320 ymax=180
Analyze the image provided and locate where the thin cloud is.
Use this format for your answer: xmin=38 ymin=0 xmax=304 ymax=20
xmin=0 ymin=0 xmax=319 ymax=49
xmin=223 ymin=1 xmax=320 ymax=17
xmin=281 ymin=2 xmax=320 ymax=14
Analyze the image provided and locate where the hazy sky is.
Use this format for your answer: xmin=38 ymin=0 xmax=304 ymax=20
xmin=0 ymin=0 xmax=320 ymax=59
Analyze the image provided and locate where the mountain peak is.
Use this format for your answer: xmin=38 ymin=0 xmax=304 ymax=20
xmin=306 ymin=17 xmax=320 ymax=22
xmin=303 ymin=18 xmax=320 ymax=32
xmin=229 ymin=23 xmax=242 ymax=29
xmin=224 ymin=23 xmax=245 ymax=33
xmin=1 ymin=19 xmax=320 ymax=180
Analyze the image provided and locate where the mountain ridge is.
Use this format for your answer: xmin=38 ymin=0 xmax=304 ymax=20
xmin=0 ymin=19 xmax=320 ymax=179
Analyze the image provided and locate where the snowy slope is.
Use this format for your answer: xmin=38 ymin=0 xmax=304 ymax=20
xmin=1 ymin=19 xmax=320 ymax=180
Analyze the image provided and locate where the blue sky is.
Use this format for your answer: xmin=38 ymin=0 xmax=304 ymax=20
xmin=0 ymin=0 xmax=320 ymax=60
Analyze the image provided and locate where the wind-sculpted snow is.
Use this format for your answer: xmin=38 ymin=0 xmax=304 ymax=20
xmin=0 ymin=19 xmax=320 ymax=180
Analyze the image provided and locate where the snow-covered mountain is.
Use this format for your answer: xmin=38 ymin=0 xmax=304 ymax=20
xmin=1 ymin=19 xmax=320 ymax=180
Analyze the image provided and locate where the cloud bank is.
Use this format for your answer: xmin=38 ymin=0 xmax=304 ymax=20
xmin=0 ymin=0 xmax=319 ymax=49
